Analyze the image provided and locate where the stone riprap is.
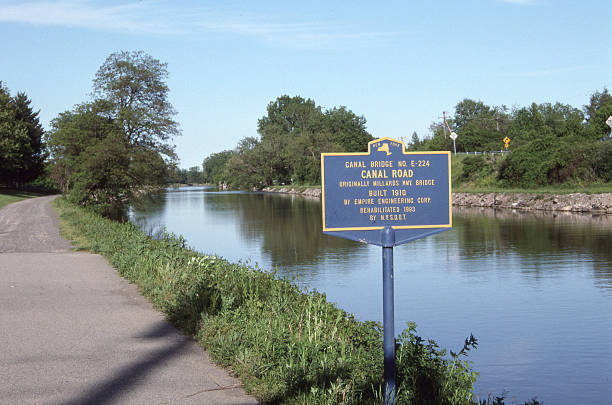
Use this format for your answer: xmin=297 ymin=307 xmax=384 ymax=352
xmin=262 ymin=187 xmax=612 ymax=214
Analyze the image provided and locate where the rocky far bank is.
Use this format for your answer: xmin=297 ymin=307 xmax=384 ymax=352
xmin=261 ymin=187 xmax=612 ymax=214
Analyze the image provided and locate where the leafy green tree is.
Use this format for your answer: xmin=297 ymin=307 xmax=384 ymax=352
xmin=407 ymin=131 xmax=421 ymax=151
xmin=324 ymin=106 xmax=372 ymax=152
xmin=202 ymin=150 xmax=234 ymax=184
xmin=584 ymin=88 xmax=612 ymax=139
xmin=240 ymin=95 xmax=372 ymax=187
xmin=453 ymin=99 xmax=507 ymax=152
xmin=225 ymin=137 xmax=268 ymax=189
xmin=584 ymin=88 xmax=612 ymax=123
xmin=420 ymin=122 xmax=453 ymax=151
xmin=0 ymin=83 xmax=46 ymax=186
xmin=11 ymin=91 xmax=46 ymax=183
xmin=92 ymin=50 xmax=180 ymax=161
xmin=47 ymin=101 xmax=127 ymax=202
xmin=47 ymin=51 xmax=180 ymax=208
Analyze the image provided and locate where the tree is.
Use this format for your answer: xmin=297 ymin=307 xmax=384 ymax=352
xmin=225 ymin=137 xmax=268 ymax=189
xmin=244 ymin=95 xmax=372 ymax=187
xmin=584 ymin=88 xmax=612 ymax=139
xmin=453 ymin=99 xmax=505 ymax=152
xmin=92 ymin=51 xmax=180 ymax=161
xmin=324 ymin=106 xmax=372 ymax=152
xmin=47 ymin=51 xmax=179 ymax=210
xmin=47 ymin=101 xmax=129 ymax=202
xmin=407 ymin=131 xmax=421 ymax=151
xmin=584 ymin=88 xmax=612 ymax=123
xmin=202 ymin=150 xmax=234 ymax=184
xmin=0 ymin=83 xmax=46 ymax=186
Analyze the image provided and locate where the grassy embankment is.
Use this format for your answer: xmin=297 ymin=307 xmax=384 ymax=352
xmin=54 ymin=197 xmax=540 ymax=405
xmin=0 ymin=189 xmax=43 ymax=209
xmin=450 ymin=153 xmax=612 ymax=194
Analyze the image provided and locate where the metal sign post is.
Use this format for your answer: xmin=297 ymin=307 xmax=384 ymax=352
xmin=382 ymin=226 xmax=396 ymax=403
xmin=321 ymin=138 xmax=452 ymax=405
xmin=450 ymin=132 xmax=458 ymax=155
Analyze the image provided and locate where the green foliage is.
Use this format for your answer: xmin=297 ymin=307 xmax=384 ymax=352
xmin=211 ymin=95 xmax=372 ymax=189
xmin=498 ymin=136 xmax=612 ymax=188
xmin=395 ymin=323 xmax=479 ymax=405
xmin=422 ymin=90 xmax=612 ymax=191
xmin=459 ymin=155 xmax=505 ymax=188
xmin=92 ymin=50 xmax=180 ymax=158
xmin=406 ymin=132 xmax=422 ymax=151
xmin=0 ymin=82 xmax=46 ymax=187
xmin=202 ymin=150 xmax=234 ymax=184
xmin=46 ymin=51 xmax=179 ymax=210
xmin=583 ymin=88 xmax=612 ymax=140
xmin=497 ymin=134 xmax=557 ymax=188
xmin=55 ymin=198 xmax=487 ymax=405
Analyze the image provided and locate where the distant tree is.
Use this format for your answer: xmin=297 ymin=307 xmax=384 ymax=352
xmin=186 ymin=166 xmax=204 ymax=184
xmin=202 ymin=150 xmax=234 ymax=184
xmin=584 ymin=88 xmax=612 ymax=123
xmin=407 ymin=131 xmax=421 ymax=151
xmin=453 ymin=99 xmax=506 ymax=152
xmin=506 ymin=102 xmax=585 ymax=148
xmin=225 ymin=137 xmax=267 ymax=189
xmin=11 ymin=92 xmax=46 ymax=182
xmin=242 ymin=95 xmax=372 ymax=187
xmin=584 ymin=88 xmax=612 ymax=139
xmin=324 ymin=106 xmax=372 ymax=152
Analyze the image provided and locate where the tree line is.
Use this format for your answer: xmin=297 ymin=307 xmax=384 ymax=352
xmin=412 ymin=91 xmax=611 ymax=188
xmin=203 ymin=89 xmax=612 ymax=190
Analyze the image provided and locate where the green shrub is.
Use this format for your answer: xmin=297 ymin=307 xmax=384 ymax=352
xmin=499 ymin=137 xmax=612 ymax=188
xmin=498 ymin=135 xmax=559 ymax=188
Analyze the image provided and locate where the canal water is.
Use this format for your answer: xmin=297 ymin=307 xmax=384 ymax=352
xmin=129 ymin=186 xmax=612 ymax=404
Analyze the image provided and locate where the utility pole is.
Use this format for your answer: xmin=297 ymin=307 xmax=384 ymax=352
xmin=442 ymin=111 xmax=448 ymax=138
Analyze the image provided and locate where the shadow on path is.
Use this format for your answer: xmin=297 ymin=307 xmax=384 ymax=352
xmin=62 ymin=322 xmax=191 ymax=405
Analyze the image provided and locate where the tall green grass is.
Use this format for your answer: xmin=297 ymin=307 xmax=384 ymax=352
xmin=53 ymin=198 xmax=537 ymax=405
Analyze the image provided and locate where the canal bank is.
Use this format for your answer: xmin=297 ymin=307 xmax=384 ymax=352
xmin=261 ymin=187 xmax=612 ymax=214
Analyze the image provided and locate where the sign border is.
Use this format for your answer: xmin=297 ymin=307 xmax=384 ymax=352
xmin=321 ymin=137 xmax=452 ymax=232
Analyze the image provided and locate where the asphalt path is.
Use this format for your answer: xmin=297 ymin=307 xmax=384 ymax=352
xmin=0 ymin=196 xmax=258 ymax=405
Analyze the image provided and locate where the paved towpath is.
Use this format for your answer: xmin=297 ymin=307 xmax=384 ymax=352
xmin=0 ymin=196 xmax=258 ymax=405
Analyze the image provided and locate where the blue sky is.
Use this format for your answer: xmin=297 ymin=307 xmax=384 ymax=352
xmin=1 ymin=0 xmax=610 ymax=169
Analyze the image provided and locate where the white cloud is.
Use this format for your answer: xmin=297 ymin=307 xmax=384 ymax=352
xmin=0 ymin=1 xmax=178 ymax=34
xmin=0 ymin=0 xmax=394 ymax=49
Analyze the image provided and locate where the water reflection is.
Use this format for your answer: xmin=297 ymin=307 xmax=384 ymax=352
xmin=203 ymin=192 xmax=363 ymax=266
xmin=454 ymin=207 xmax=612 ymax=290
xmin=130 ymin=188 xmax=612 ymax=292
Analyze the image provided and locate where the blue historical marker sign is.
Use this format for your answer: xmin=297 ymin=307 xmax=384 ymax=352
xmin=321 ymin=137 xmax=452 ymax=404
xmin=321 ymin=137 xmax=452 ymax=246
